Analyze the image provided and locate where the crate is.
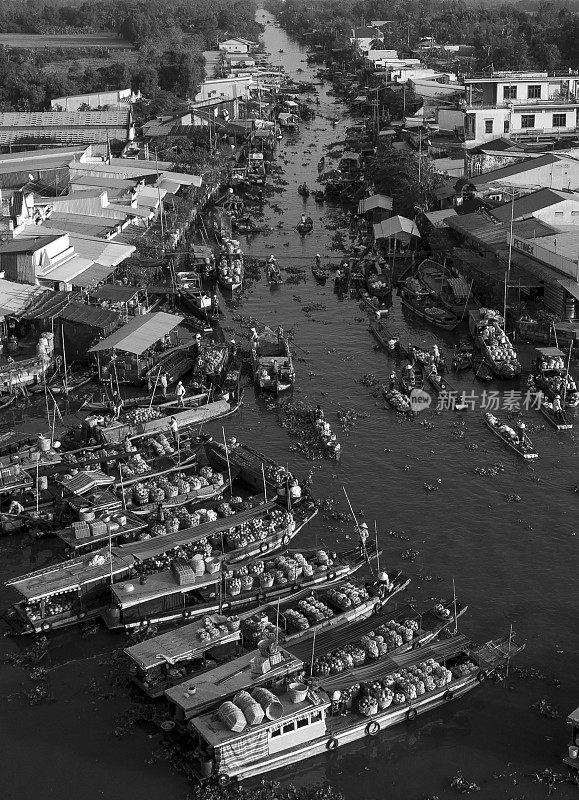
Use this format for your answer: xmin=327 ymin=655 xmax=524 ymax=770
xmin=89 ymin=520 xmax=108 ymax=537
xmin=73 ymin=522 xmax=90 ymax=540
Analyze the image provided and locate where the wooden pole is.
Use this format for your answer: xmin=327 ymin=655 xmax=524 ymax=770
xmin=342 ymin=487 xmax=359 ymax=527
xmin=118 ymin=469 xmax=127 ymax=511
xmin=221 ymin=427 xmax=233 ymax=498
xmin=148 ymin=366 xmax=162 ymax=410
xmin=35 ymin=460 xmax=39 ymax=514
xmin=506 ymin=622 xmax=513 ymax=678
xmin=460 ymin=279 xmax=474 ymax=323
xmin=50 ymin=401 xmax=57 ymax=445
xmin=374 ymin=520 xmax=380 ymax=573
xmin=562 ymin=341 xmax=573 ymax=407
xmin=286 ymin=463 xmax=291 ymax=512
xmin=61 ymin=325 xmax=69 ymax=396
xmin=453 ymin=578 xmax=458 ymax=634
xmin=309 ymin=627 xmax=316 ymax=677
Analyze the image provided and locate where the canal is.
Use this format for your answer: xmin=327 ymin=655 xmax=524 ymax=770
xmin=0 ymin=8 xmax=577 ymax=800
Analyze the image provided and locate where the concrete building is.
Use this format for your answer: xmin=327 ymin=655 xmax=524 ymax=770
xmin=460 ymin=154 xmax=579 ymax=196
xmin=462 ymin=71 xmax=579 ymax=145
xmin=0 ymin=110 xmax=134 ymax=149
xmin=51 ymin=89 xmax=140 ymax=112
xmin=490 ymin=188 xmax=579 ymax=226
xmin=219 ymin=38 xmax=253 ymax=54
xmin=349 ymin=27 xmax=384 ymax=54
xmin=195 ymin=77 xmax=252 ymax=103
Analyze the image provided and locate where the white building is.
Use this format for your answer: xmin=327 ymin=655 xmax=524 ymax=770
xmin=219 ymin=38 xmax=253 ymax=55
xmin=463 ymin=71 xmax=579 ymax=145
xmin=195 ymin=77 xmax=252 ymax=103
xmin=349 ymin=27 xmax=384 ymax=55
xmin=50 ymin=89 xmax=139 ymax=112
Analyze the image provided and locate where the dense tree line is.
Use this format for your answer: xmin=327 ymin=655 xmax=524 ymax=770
xmin=0 ymin=0 xmax=259 ymax=112
xmin=267 ymin=0 xmax=579 ymax=72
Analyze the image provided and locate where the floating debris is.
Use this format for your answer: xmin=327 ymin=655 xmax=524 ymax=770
xmin=530 ymin=698 xmax=560 ymax=718
xmin=302 ymin=302 xmax=327 ymax=314
xmin=401 ymin=548 xmax=420 ymax=561
xmin=357 ymin=373 xmax=379 ymax=387
xmin=474 ymin=463 xmax=506 ymax=476
xmin=450 ymin=770 xmax=480 ymax=793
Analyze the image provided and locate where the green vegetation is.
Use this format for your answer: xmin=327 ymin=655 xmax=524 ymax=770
xmin=267 ymin=0 xmax=579 ymax=71
xmin=0 ymin=0 xmax=259 ymax=112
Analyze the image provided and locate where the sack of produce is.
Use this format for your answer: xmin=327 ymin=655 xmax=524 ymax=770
xmin=219 ymin=701 xmax=246 ymax=732
xmin=233 ymin=691 xmax=264 ymax=726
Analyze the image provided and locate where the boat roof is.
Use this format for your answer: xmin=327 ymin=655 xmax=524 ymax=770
xmin=125 ymin=613 xmax=239 ymax=669
xmin=165 ymin=647 xmax=303 ymax=715
xmin=89 ymin=311 xmax=184 ymax=355
xmin=111 ymin=567 xmax=220 ymax=608
xmin=6 ymin=548 xmax=135 ymax=601
xmin=535 ymin=346 xmax=565 ymax=357
xmin=567 ymin=707 xmax=579 ymax=725
xmin=118 ymin=497 xmax=275 ymax=562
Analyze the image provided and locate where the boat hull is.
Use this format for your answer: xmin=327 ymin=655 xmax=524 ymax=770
xmin=401 ymin=294 xmax=458 ymax=331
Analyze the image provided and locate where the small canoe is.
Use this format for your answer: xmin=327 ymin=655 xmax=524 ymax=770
xmin=297 ymin=217 xmax=313 ymax=235
xmin=359 ymin=290 xmax=389 ymax=318
xmin=369 ymin=320 xmax=409 ymax=359
xmin=382 ymin=385 xmax=412 ymax=413
xmin=484 ymin=412 xmax=538 ymax=459
xmin=472 ymin=356 xmax=493 ymax=382
xmin=311 ymin=264 xmax=328 ymax=283
xmin=540 ymin=402 xmax=573 ymax=430
xmin=452 ymin=343 xmax=473 ymax=371
xmin=421 ymin=364 xmax=457 ymax=397
xmin=297 ymin=184 xmax=310 ymax=198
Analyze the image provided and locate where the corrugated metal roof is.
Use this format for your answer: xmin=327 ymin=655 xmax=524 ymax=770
xmin=424 ymin=208 xmax=457 ymax=227
xmin=70 ymin=176 xmax=137 ymax=191
xmin=491 ymin=188 xmax=579 ymax=222
xmin=0 ymin=278 xmax=45 ymax=317
xmin=358 ymin=194 xmax=393 ymax=213
xmin=88 ymin=311 xmax=183 ymax=355
xmin=0 ymin=234 xmax=61 ymax=254
xmin=23 ymin=290 xmax=77 ymax=320
xmin=446 ymin=211 xmax=556 ymax=252
xmin=59 ymin=302 xmax=120 ymax=328
xmin=0 ymin=110 xmax=129 ymax=127
xmin=466 ymin=154 xmax=560 ymax=187
xmin=39 ymin=254 xmax=94 ymax=284
xmin=374 ymin=215 xmax=421 ymax=240
xmin=91 ymin=285 xmax=140 ymax=303
xmin=72 ymin=261 xmax=116 ymax=288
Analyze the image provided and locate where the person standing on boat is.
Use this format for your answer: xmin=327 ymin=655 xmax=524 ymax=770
xmin=315 ymin=404 xmax=324 ymax=421
xmin=552 ymin=394 xmax=563 ymax=421
xmin=175 ymin=381 xmax=186 ymax=408
xmin=211 ymin=294 xmax=220 ymax=315
xmin=300 ymin=213 xmax=307 ymax=225
xmin=277 ymin=325 xmax=284 ymax=343
xmin=8 ymin=497 xmax=24 ymax=516
xmin=389 ymin=371 xmax=397 ymax=390
xmin=315 ymin=254 xmax=321 ymax=268
xmin=229 ymin=338 xmax=237 ymax=361
xmin=357 ymin=521 xmax=369 ymax=556
xmin=112 ymin=392 xmax=123 ymax=421
xmin=250 ymin=328 xmax=259 ymax=349
xmin=516 ymin=420 xmax=526 ymax=445
xmin=388 ymin=338 xmax=398 ymax=352
xmin=160 ymin=372 xmax=168 ymax=397
xmin=169 ymin=416 xmax=179 ymax=446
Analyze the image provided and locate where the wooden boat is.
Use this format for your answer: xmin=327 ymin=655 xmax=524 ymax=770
xmin=117 ymin=463 xmax=239 ymax=517
xmin=183 ymin=631 xmax=523 ymax=783
xmin=0 ymin=394 xmax=18 ymax=412
xmin=251 ymin=328 xmax=295 ymax=394
xmin=142 ymin=346 xmax=197 ymax=387
xmin=484 ymin=412 xmax=538 ymax=459
xmin=177 ymin=272 xmax=221 ymax=323
xmin=472 ymin=355 xmax=493 ymax=382
xmin=297 ymin=184 xmax=310 ymax=198
xmin=311 ymin=263 xmax=328 ymax=284
xmin=99 ymin=396 xmax=242 ymax=444
xmin=82 ymin=389 xmax=209 ymax=414
xmin=401 ymin=278 xmax=459 ymax=331
xmin=420 ymin=363 xmax=457 ymax=397
xmin=205 ymin=441 xmax=306 ymax=500
xmin=123 ymin=544 xmax=382 ymax=698
xmin=469 ymin=309 xmax=521 ymax=379
xmin=306 ymin=599 xmax=467 ymax=684
xmin=310 ymin=410 xmax=341 ymax=459
xmin=451 ymin=343 xmax=473 ymax=371
xmin=266 ymin=266 xmax=284 ymax=286
xmin=0 ymin=354 xmax=52 ymax=395
xmin=539 ymin=401 xmax=573 ymax=430
xmin=532 ymin=346 xmax=579 ymax=408
xmin=103 ymin=504 xmax=319 ymax=630
xmin=217 ymin=244 xmax=244 ymax=291
xmin=359 ymin=290 xmax=389 ymax=317
xmin=369 ymin=321 xmax=410 ymax=359
xmin=366 ymin=270 xmax=391 ymax=302
xmin=418 ymin=259 xmax=479 ymax=316
xmin=297 ymin=217 xmax=313 ymax=235
xmin=382 ymin=386 xmax=412 ymax=413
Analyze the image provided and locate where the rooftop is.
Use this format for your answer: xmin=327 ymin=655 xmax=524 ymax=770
xmin=88 ymin=311 xmax=183 ymax=355
xmin=462 ymin=154 xmax=561 ymax=187
xmin=491 ymin=188 xmax=579 ymax=222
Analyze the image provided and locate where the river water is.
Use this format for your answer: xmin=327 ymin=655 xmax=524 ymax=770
xmin=1 ymin=10 xmax=578 ymax=800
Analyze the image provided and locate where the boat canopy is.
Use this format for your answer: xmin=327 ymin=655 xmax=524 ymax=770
xmin=446 ymin=277 xmax=471 ymax=301
xmin=89 ymin=311 xmax=183 ymax=355
xmin=567 ymin=707 xmax=579 ymax=725
xmin=358 ymin=194 xmax=393 ymax=214
xmin=535 ymin=346 xmax=565 ymax=358
xmin=90 ymin=285 xmax=141 ymax=304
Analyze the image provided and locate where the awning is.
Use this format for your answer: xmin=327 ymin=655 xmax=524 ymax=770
xmin=0 ymin=278 xmax=45 ymax=318
xmin=358 ymin=194 xmax=393 ymax=214
xmin=557 ymin=276 xmax=579 ymax=303
xmin=88 ymin=311 xmax=183 ymax=355
xmin=72 ymin=262 xmax=116 ymax=288
xmin=424 ymin=209 xmax=457 ymax=228
xmin=59 ymin=302 xmax=121 ymax=329
xmin=23 ymin=290 xmax=77 ymax=320
xmin=374 ymin=215 xmax=421 ymax=240
xmin=91 ymin=285 xmax=141 ymax=303
xmin=446 ymin=276 xmax=471 ymax=301
xmin=38 ymin=255 xmax=93 ymax=284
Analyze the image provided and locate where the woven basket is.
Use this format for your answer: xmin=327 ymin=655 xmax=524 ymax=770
xmin=252 ymin=687 xmax=283 ymax=720
xmin=219 ymin=701 xmax=246 ymax=732
xmin=288 ymin=682 xmax=308 ymax=703
xmin=233 ymin=691 xmax=264 ymax=726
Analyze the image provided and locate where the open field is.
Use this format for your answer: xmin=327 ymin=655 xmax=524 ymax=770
xmin=0 ymin=33 xmax=134 ymax=50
